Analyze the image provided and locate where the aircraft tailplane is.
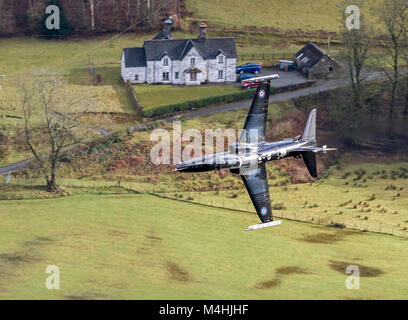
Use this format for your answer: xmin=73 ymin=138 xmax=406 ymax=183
xmin=302 ymin=151 xmax=317 ymax=178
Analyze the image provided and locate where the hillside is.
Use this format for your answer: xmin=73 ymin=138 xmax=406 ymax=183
xmin=185 ymin=0 xmax=378 ymax=32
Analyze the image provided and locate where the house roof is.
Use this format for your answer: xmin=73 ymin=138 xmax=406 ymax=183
xmin=295 ymin=42 xmax=327 ymax=69
xmin=122 ymin=47 xmax=146 ymax=67
xmin=153 ymin=30 xmax=172 ymax=40
xmin=143 ymin=37 xmax=237 ymax=61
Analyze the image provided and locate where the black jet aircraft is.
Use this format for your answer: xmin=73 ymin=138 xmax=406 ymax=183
xmin=176 ymin=75 xmax=336 ymax=230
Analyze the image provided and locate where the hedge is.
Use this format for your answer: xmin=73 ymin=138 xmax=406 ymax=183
xmin=142 ymin=87 xmax=275 ymax=118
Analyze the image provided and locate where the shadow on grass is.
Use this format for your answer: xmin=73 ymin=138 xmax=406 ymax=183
xmin=255 ymin=265 xmax=311 ymax=290
xmin=166 ymin=261 xmax=192 ymax=283
xmin=329 ymin=260 xmax=385 ymax=277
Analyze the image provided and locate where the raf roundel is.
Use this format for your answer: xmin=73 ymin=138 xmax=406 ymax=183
xmin=258 ymin=89 xmax=265 ymax=99
xmin=261 ymin=207 xmax=267 ymax=215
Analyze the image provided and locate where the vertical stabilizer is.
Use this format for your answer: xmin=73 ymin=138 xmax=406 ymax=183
xmin=300 ymin=109 xmax=316 ymax=143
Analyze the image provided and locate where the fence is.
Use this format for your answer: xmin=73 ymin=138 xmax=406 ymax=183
xmin=2 ymin=178 xmax=407 ymax=239
xmin=237 ymin=53 xmax=295 ymax=65
xmin=150 ymin=190 xmax=408 ymax=239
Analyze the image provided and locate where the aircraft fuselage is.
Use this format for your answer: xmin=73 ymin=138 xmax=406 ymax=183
xmin=175 ymin=139 xmax=315 ymax=173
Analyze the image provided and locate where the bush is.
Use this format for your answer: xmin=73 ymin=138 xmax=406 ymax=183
xmin=142 ymin=87 xmax=275 ymax=118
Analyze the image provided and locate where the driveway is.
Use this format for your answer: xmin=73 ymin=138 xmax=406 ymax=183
xmin=256 ymin=67 xmax=308 ymax=88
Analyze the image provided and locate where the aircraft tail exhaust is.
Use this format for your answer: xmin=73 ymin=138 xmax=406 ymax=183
xmin=300 ymin=108 xmax=316 ymax=143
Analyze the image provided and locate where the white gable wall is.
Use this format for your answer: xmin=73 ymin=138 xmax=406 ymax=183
xmin=207 ymin=53 xmax=227 ymax=83
xmin=121 ymin=53 xmax=146 ymax=83
xmin=180 ymin=47 xmax=206 ymax=85
xmin=225 ymin=58 xmax=237 ymax=82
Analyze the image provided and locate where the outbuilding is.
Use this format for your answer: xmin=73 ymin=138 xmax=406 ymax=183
xmin=295 ymin=42 xmax=338 ymax=79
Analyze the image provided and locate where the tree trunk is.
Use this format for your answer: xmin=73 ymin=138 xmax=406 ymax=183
xmin=46 ymin=179 xmax=58 ymax=192
xmin=46 ymin=157 xmax=59 ymax=192
xmin=404 ymin=76 xmax=408 ymax=115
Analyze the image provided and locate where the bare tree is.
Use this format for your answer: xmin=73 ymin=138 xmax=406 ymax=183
xmin=374 ymin=0 xmax=408 ymax=118
xmin=90 ymin=0 xmax=95 ymax=31
xmin=402 ymin=27 xmax=408 ymax=115
xmin=16 ymin=71 xmax=96 ymax=192
xmin=341 ymin=12 xmax=372 ymax=111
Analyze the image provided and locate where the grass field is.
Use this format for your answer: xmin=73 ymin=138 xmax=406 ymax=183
xmin=133 ymin=84 xmax=241 ymax=110
xmin=0 ymin=192 xmax=408 ymax=299
xmin=162 ymin=161 xmax=408 ymax=237
xmin=185 ymin=0 xmax=379 ymax=32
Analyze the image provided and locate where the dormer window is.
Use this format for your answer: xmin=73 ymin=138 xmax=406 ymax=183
xmin=190 ymin=58 xmax=195 ymax=66
xmin=218 ymin=55 xmax=224 ymax=63
xmin=163 ymin=58 xmax=169 ymax=66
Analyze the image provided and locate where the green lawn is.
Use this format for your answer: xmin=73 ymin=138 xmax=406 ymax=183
xmin=133 ymin=84 xmax=241 ymax=110
xmin=0 ymin=192 xmax=408 ymax=299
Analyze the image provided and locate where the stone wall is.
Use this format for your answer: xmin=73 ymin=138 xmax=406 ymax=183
xmin=309 ymin=58 xmax=337 ymax=79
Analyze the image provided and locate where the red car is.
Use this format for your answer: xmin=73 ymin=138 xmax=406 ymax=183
xmin=241 ymin=79 xmax=260 ymax=89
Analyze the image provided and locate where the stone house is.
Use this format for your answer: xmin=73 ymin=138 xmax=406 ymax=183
xmin=121 ymin=21 xmax=237 ymax=85
xmin=295 ymin=42 xmax=338 ymax=79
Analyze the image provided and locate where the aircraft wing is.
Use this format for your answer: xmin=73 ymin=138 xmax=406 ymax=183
xmin=239 ymin=81 xmax=271 ymax=144
xmin=241 ymin=163 xmax=273 ymax=223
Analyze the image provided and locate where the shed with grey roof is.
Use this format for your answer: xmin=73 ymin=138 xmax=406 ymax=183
xmin=295 ymin=42 xmax=338 ymax=79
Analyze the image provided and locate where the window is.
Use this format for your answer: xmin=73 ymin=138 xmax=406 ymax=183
xmin=301 ymin=56 xmax=309 ymax=63
xmin=190 ymin=58 xmax=195 ymax=66
xmin=162 ymin=72 xmax=169 ymax=80
xmin=134 ymin=74 xmax=139 ymax=81
xmin=218 ymin=70 xmax=223 ymax=79
xmin=163 ymin=58 xmax=168 ymax=66
xmin=175 ymin=72 xmax=179 ymax=79
xmin=190 ymin=72 xmax=197 ymax=81
xmin=218 ymin=55 xmax=224 ymax=63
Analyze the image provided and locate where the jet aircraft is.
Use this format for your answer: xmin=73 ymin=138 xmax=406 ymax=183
xmin=176 ymin=75 xmax=336 ymax=230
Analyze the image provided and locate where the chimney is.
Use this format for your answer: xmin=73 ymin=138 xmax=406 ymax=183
xmin=163 ymin=17 xmax=173 ymax=39
xmin=198 ymin=22 xmax=207 ymax=40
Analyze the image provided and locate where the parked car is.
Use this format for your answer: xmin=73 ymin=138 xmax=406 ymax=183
xmin=241 ymin=79 xmax=260 ymax=89
xmin=236 ymin=73 xmax=256 ymax=82
xmin=236 ymin=63 xmax=262 ymax=74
